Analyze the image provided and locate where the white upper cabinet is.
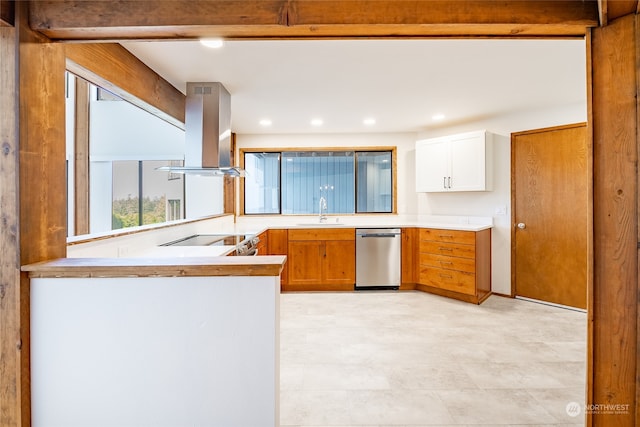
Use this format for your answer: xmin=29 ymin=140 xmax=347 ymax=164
xmin=415 ymin=130 xmax=493 ymax=192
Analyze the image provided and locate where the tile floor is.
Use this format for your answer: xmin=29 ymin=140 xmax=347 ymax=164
xmin=279 ymin=291 xmax=586 ymax=427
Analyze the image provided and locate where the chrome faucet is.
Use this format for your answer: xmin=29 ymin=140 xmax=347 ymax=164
xmin=319 ymin=196 xmax=328 ymax=223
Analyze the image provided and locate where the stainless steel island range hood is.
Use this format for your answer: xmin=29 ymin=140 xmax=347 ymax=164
xmin=157 ymin=82 xmax=244 ymax=176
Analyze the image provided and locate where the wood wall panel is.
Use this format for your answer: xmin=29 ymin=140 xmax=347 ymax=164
xmin=65 ymin=43 xmax=186 ymax=128
xmin=590 ymin=13 xmax=638 ymax=426
xmin=74 ymin=77 xmax=90 ymax=235
xmin=0 ymin=11 xmax=20 ymax=427
xmin=19 ymin=23 xmax=67 ymax=264
xmin=29 ymin=0 xmax=598 ymax=40
xmin=223 ymin=133 xmax=237 ymax=215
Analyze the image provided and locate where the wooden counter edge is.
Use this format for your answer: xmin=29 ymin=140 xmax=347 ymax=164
xmin=21 ymin=256 xmax=287 ymax=278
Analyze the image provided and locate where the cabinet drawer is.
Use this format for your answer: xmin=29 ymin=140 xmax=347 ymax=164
xmin=419 ymin=228 xmax=475 ymax=245
xmin=419 ymin=267 xmax=476 ymax=296
xmin=419 ymin=240 xmax=475 ymax=259
xmin=419 ymin=252 xmax=475 ymax=274
xmin=288 ymin=228 xmax=355 ymax=241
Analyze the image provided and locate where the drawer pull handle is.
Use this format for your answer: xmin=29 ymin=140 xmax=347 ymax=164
xmin=440 ymin=261 xmax=453 ymax=266
xmin=438 ymin=247 xmax=453 ymax=251
xmin=439 ymin=235 xmax=454 ymax=238
xmin=439 ymin=274 xmax=453 ymax=279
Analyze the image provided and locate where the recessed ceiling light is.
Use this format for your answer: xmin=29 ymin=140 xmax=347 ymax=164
xmin=311 ymin=118 xmax=324 ymax=126
xmin=259 ymin=119 xmax=272 ymax=126
xmin=363 ymin=118 xmax=376 ymax=125
xmin=199 ymin=38 xmax=224 ymax=49
xmin=432 ymin=113 xmax=446 ymax=121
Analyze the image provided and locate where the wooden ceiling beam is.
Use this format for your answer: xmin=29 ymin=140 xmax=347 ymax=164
xmin=1 ymin=0 xmax=14 ymax=27
xmin=604 ymin=0 xmax=638 ymax=22
xmin=30 ymin=0 xmax=599 ymax=40
xmin=65 ymin=43 xmax=186 ymax=127
xmin=596 ymin=0 xmax=638 ymax=27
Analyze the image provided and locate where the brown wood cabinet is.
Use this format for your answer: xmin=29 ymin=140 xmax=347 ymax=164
xmin=285 ymin=228 xmax=355 ymax=291
xmin=416 ymin=228 xmax=491 ymax=304
xmin=400 ymin=228 xmax=417 ymax=289
xmin=255 ymin=230 xmax=268 ymax=256
xmin=266 ymin=229 xmax=288 ymax=285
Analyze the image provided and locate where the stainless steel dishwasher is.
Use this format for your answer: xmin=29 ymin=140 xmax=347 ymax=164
xmin=355 ymin=228 xmax=401 ymax=290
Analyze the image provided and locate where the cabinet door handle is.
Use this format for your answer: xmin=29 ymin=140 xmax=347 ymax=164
xmin=448 ymin=176 xmax=452 ymax=188
xmin=443 ymin=177 xmax=447 ymax=189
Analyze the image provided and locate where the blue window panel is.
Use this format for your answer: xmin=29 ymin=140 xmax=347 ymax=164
xmin=356 ymin=151 xmax=392 ymax=213
xmin=244 ymin=152 xmax=280 ymax=214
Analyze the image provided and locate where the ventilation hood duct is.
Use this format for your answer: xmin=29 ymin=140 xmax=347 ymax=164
xmin=157 ymin=82 xmax=244 ymax=177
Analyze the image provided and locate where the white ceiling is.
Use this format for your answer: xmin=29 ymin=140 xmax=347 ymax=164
xmin=121 ymin=38 xmax=586 ymax=134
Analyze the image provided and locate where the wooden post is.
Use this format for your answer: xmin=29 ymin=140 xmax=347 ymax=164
xmin=0 ymin=6 xmax=21 ymax=426
xmin=0 ymin=3 xmax=66 ymax=426
xmin=589 ymin=12 xmax=639 ymax=426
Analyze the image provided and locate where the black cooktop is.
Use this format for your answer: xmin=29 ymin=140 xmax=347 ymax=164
xmin=161 ymin=234 xmax=251 ymax=247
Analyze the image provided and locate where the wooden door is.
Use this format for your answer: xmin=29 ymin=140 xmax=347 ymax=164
xmin=323 ymin=240 xmax=355 ymax=289
xmin=286 ymin=240 xmax=323 ymax=286
xmin=512 ymin=123 xmax=588 ymax=309
xmin=267 ymin=229 xmax=288 ymax=285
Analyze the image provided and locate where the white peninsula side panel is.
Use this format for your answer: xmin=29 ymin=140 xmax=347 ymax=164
xmin=30 ymin=276 xmax=280 ymax=427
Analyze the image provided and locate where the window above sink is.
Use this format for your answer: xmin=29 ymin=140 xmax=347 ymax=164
xmin=241 ymin=148 xmax=395 ymax=216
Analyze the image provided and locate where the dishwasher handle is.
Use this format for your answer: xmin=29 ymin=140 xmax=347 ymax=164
xmin=358 ymin=233 xmax=399 ymax=238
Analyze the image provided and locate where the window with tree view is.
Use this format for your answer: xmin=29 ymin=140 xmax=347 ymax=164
xmin=111 ymin=160 xmax=185 ymax=230
xmin=243 ymin=150 xmax=394 ymax=215
xmin=65 ymin=72 xmax=186 ymax=235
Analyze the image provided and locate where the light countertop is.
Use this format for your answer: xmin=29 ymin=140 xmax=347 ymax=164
xmin=231 ymin=214 xmax=494 ymax=236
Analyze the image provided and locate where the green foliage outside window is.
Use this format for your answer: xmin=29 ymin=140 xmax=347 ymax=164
xmin=112 ymin=195 xmax=166 ymax=230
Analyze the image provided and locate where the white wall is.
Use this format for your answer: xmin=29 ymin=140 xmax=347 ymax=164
xmin=236 ymin=132 xmax=419 ymax=215
xmin=31 ymin=275 xmax=280 ymax=427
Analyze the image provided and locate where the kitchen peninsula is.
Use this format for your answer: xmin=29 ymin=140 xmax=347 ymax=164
xmin=22 ymin=255 xmax=286 ymax=427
